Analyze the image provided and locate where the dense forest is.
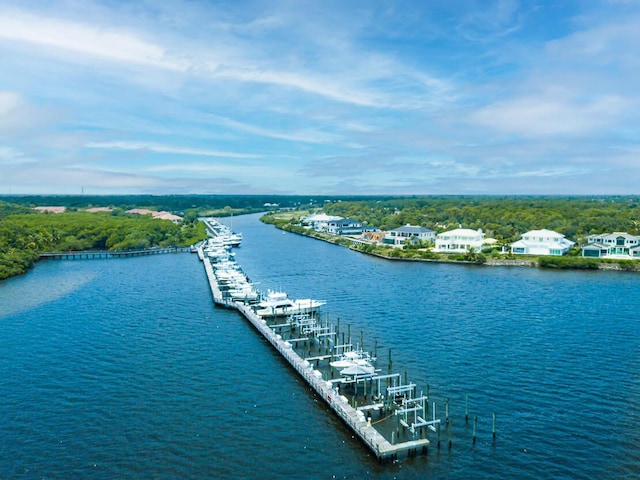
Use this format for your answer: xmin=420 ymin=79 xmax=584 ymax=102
xmin=0 ymin=203 xmax=208 ymax=280
xmin=321 ymin=196 xmax=640 ymax=242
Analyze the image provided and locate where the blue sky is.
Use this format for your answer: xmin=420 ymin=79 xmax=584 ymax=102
xmin=1 ymin=0 xmax=639 ymax=195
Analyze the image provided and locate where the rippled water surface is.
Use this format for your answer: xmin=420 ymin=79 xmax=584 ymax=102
xmin=1 ymin=213 xmax=639 ymax=479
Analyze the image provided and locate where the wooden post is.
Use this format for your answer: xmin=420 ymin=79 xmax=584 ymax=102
xmin=423 ymin=395 xmax=427 ymax=420
xmin=492 ymin=412 xmax=496 ymax=441
xmin=465 ymin=395 xmax=469 ymax=423
xmin=426 ymin=384 xmax=429 ymax=415
xmin=473 ymin=415 xmax=477 ymax=445
xmin=445 ymin=397 xmax=449 ymax=424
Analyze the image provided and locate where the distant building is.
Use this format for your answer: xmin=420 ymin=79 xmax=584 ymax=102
xmin=510 ymin=229 xmax=574 ymax=256
xmin=434 ymin=228 xmax=486 ymax=253
xmin=582 ymin=232 xmax=640 ymax=259
xmin=126 ymin=208 xmax=182 ymax=224
xmin=382 ymin=224 xmax=436 ymax=246
xmin=302 ymin=213 xmax=343 ymax=232
xmin=326 ymin=218 xmax=364 ymax=235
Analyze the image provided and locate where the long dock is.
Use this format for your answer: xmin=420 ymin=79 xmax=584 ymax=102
xmin=234 ymin=303 xmax=430 ymax=460
xmin=197 ymin=233 xmax=440 ymax=462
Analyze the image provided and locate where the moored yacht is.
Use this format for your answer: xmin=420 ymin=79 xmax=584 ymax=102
xmin=254 ymin=290 xmax=325 ymax=318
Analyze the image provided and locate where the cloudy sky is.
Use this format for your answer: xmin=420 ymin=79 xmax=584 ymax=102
xmin=1 ymin=0 xmax=639 ymax=195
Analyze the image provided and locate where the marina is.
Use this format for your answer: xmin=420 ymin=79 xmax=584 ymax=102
xmin=198 ymin=218 xmax=446 ymax=461
xmin=4 ymin=212 xmax=640 ymax=478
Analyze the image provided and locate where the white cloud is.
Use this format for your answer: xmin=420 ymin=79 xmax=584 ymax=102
xmin=470 ymin=94 xmax=627 ymax=137
xmin=85 ymin=141 xmax=261 ymax=159
xmin=145 ymin=162 xmax=289 ymax=179
xmin=0 ymin=91 xmax=22 ymax=116
xmin=0 ymin=145 xmax=27 ymax=164
xmin=208 ymin=115 xmax=338 ymax=144
xmin=0 ymin=9 xmax=188 ymax=71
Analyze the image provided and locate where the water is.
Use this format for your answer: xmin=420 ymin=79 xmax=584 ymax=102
xmin=1 ymin=213 xmax=639 ymax=479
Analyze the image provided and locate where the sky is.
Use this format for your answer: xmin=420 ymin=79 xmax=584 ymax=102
xmin=1 ymin=0 xmax=639 ymax=196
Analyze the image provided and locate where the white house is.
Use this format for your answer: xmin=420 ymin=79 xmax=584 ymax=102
xmin=510 ymin=229 xmax=575 ymax=256
xmin=326 ymin=218 xmax=364 ymax=235
xmin=582 ymin=232 xmax=640 ymax=259
xmin=382 ymin=224 xmax=436 ymax=246
xmin=303 ymin=213 xmax=343 ymax=232
xmin=434 ymin=228 xmax=486 ymax=253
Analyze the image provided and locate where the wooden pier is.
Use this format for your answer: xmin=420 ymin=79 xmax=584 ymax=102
xmin=39 ymin=247 xmax=190 ymax=260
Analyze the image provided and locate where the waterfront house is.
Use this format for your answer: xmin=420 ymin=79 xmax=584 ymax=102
xmin=433 ymin=228 xmax=486 ymax=253
xmin=303 ymin=213 xmax=343 ymax=232
xmin=326 ymin=218 xmax=364 ymax=235
xmin=510 ymin=229 xmax=574 ymax=256
xmin=582 ymin=232 xmax=640 ymax=259
xmin=382 ymin=224 xmax=436 ymax=246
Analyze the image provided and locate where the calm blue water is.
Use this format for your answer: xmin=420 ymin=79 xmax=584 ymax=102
xmin=1 ymin=213 xmax=639 ymax=479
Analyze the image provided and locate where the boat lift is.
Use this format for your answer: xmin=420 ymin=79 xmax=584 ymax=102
xmin=392 ymin=391 xmax=441 ymax=434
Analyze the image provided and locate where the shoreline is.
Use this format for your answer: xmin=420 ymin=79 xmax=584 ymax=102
xmin=271 ymin=223 xmax=640 ymax=273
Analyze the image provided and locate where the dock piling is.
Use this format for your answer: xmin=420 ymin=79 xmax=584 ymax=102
xmin=492 ymin=412 xmax=496 ymax=441
xmin=465 ymin=394 xmax=469 ymax=423
xmin=473 ymin=415 xmax=477 ymax=445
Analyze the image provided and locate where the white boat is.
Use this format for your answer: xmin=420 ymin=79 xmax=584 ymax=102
xmin=203 ymin=218 xmax=242 ymax=247
xmin=227 ymin=285 xmax=259 ymax=301
xmin=339 ymin=363 xmax=376 ymax=377
xmin=330 ymin=350 xmax=376 ymax=376
xmin=226 ymin=232 xmax=242 ymax=247
xmin=255 ymin=290 xmax=325 ymax=318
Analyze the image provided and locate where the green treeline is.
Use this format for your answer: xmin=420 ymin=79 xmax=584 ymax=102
xmin=0 ymin=206 xmax=208 ymax=280
xmin=321 ymin=196 xmax=640 ymax=242
xmin=0 ymin=194 xmax=331 ymax=213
